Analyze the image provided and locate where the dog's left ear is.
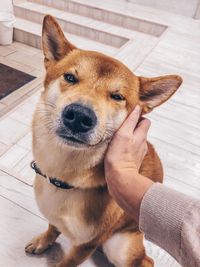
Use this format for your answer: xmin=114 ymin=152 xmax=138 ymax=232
xmin=42 ymin=15 xmax=76 ymax=69
xmin=138 ymin=75 xmax=182 ymax=113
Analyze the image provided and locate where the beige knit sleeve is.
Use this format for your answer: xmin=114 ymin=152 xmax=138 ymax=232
xmin=139 ymin=183 xmax=200 ymax=267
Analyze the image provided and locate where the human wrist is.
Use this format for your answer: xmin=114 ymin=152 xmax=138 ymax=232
xmin=122 ymin=173 xmax=153 ymax=222
xmin=105 ymin=159 xmax=139 ymax=179
xmin=135 ymin=175 xmax=154 ymax=216
xmin=105 ymin=161 xmax=154 ymax=222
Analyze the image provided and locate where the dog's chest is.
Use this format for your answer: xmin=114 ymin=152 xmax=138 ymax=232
xmin=34 ymin=176 xmax=96 ymax=244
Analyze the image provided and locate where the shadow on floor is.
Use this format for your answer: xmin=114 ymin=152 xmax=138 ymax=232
xmin=25 ymin=242 xmax=114 ymax=267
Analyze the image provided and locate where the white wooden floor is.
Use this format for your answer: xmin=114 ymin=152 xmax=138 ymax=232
xmin=0 ymin=1 xmax=200 ymax=266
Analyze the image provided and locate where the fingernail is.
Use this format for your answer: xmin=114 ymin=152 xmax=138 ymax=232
xmin=134 ymin=105 xmax=141 ymax=113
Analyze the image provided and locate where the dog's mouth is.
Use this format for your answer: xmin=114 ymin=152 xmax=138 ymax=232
xmin=59 ymin=133 xmax=86 ymax=146
xmin=57 ymin=130 xmax=107 ymax=148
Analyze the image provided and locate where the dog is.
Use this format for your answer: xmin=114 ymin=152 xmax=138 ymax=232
xmin=25 ymin=15 xmax=182 ymax=267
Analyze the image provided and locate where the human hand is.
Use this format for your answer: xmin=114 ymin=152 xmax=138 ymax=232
xmin=105 ymin=105 xmax=150 ymax=172
xmin=104 ymin=105 xmax=153 ymax=221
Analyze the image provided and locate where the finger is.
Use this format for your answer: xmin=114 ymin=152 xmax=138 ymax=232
xmin=134 ymin=118 xmax=151 ymax=141
xmin=118 ymin=105 xmax=141 ymax=136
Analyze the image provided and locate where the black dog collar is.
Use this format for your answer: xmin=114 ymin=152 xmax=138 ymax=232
xmin=30 ymin=161 xmax=74 ymax=190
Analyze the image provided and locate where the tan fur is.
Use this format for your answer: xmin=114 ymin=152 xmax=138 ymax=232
xmin=26 ymin=15 xmax=182 ymax=267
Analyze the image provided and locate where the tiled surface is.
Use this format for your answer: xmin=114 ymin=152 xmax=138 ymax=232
xmin=0 ymin=0 xmax=200 ymax=266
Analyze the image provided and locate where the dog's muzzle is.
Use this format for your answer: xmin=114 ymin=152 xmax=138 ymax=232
xmin=57 ymin=103 xmax=97 ymax=145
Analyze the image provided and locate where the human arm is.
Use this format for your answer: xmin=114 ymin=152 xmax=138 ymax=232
xmin=104 ymin=106 xmax=200 ymax=267
xmin=104 ymin=105 xmax=153 ymax=221
xmin=140 ymin=183 xmax=200 ymax=267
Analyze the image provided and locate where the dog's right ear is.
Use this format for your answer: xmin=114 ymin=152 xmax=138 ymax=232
xmin=42 ymin=15 xmax=76 ymax=69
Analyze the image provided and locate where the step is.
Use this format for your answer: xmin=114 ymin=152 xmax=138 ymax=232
xmin=27 ymin=0 xmax=167 ymax=37
xmin=13 ymin=18 xmax=118 ymax=56
xmin=14 ymin=1 xmax=130 ymax=49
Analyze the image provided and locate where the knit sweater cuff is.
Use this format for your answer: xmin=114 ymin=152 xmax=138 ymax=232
xmin=139 ymin=183 xmax=193 ymax=261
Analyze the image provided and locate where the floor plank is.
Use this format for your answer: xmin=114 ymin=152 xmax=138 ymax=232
xmin=0 ymin=117 xmax=28 ymax=146
xmin=0 ymin=169 xmax=41 ymax=217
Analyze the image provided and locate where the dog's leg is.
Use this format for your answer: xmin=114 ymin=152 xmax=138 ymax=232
xmin=103 ymin=231 xmax=154 ymax=267
xmin=56 ymin=242 xmax=97 ymax=267
xmin=25 ymin=224 xmax=60 ymax=254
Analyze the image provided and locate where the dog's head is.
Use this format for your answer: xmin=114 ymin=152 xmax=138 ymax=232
xmin=40 ymin=15 xmax=182 ymax=151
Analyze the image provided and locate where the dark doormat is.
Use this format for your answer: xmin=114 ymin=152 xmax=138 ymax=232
xmin=0 ymin=63 xmax=36 ymax=100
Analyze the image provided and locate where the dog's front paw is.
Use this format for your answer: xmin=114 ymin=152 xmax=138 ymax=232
xmin=25 ymin=234 xmax=52 ymax=255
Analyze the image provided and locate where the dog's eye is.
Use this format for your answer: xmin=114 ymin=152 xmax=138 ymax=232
xmin=63 ymin=73 xmax=77 ymax=84
xmin=110 ymin=92 xmax=125 ymax=101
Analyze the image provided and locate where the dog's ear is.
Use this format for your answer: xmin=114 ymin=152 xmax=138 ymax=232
xmin=42 ymin=15 xmax=76 ymax=69
xmin=138 ymin=75 xmax=182 ymax=113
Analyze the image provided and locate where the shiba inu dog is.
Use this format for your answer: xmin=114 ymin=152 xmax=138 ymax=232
xmin=25 ymin=15 xmax=182 ymax=267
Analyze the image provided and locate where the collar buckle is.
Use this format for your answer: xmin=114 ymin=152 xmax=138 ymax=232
xmin=46 ymin=175 xmax=51 ymax=184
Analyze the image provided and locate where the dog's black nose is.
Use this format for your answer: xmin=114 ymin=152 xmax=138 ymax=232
xmin=62 ymin=104 xmax=97 ymax=133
